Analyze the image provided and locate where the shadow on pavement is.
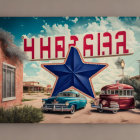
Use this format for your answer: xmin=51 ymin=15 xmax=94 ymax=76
xmin=128 ymin=109 xmax=140 ymax=114
xmin=90 ymin=109 xmax=113 ymax=114
xmin=90 ymin=109 xmax=129 ymax=114
xmin=42 ymin=108 xmax=84 ymax=115
xmin=43 ymin=111 xmax=71 ymax=115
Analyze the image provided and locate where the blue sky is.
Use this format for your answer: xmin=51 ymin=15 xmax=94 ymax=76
xmin=0 ymin=17 xmax=140 ymax=91
xmin=0 ymin=17 xmax=138 ymax=45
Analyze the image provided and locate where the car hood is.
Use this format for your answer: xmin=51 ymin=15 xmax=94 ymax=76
xmin=43 ymin=96 xmax=77 ymax=104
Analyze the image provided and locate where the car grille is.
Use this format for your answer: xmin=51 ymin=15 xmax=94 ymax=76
xmin=46 ymin=104 xmax=67 ymax=108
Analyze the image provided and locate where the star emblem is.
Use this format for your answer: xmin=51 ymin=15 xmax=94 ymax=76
xmin=41 ymin=47 xmax=108 ymax=99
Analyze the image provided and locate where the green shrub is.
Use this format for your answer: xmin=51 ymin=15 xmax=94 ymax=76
xmin=119 ymin=77 xmax=140 ymax=100
xmin=0 ymin=106 xmax=43 ymax=123
xmin=135 ymin=100 xmax=140 ymax=109
xmin=22 ymin=99 xmax=34 ymax=102
xmin=44 ymin=93 xmax=51 ymax=96
xmin=95 ymin=91 xmax=100 ymax=96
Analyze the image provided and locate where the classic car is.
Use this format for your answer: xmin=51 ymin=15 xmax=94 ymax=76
xmin=42 ymin=90 xmax=87 ymax=114
xmin=91 ymin=82 xmax=135 ymax=113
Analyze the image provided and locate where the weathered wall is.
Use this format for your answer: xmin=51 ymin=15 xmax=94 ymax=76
xmin=0 ymin=41 xmax=23 ymax=108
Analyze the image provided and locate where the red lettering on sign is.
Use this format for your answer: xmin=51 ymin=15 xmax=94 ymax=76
xmin=103 ymin=32 xmax=112 ymax=55
xmin=40 ymin=37 xmax=51 ymax=59
xmin=115 ymin=31 xmax=128 ymax=54
xmin=83 ymin=34 xmax=93 ymax=56
xmin=24 ymin=38 xmax=34 ymax=59
xmin=55 ymin=36 xmax=65 ymax=58
xmin=98 ymin=33 xmax=100 ymax=56
xmin=69 ymin=35 xmax=78 ymax=49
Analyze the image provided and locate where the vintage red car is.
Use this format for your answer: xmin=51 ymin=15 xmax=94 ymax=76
xmin=91 ymin=82 xmax=135 ymax=113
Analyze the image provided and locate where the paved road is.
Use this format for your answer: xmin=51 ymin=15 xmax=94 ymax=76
xmin=22 ymin=93 xmax=140 ymax=124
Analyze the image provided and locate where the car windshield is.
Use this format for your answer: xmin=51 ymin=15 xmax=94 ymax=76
xmin=57 ymin=92 xmax=76 ymax=97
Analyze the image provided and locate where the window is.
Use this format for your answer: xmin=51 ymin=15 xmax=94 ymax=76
xmin=124 ymin=90 xmax=127 ymax=96
xmin=115 ymin=90 xmax=119 ymax=95
xmin=2 ymin=63 xmax=16 ymax=101
xmin=107 ymin=90 xmax=111 ymax=94
xmin=101 ymin=90 xmax=105 ymax=94
xmin=131 ymin=90 xmax=134 ymax=96
xmin=76 ymin=94 xmax=80 ymax=97
xmin=57 ymin=92 xmax=75 ymax=97
xmin=119 ymin=90 xmax=123 ymax=96
xmin=111 ymin=90 xmax=114 ymax=95
xmin=127 ymin=90 xmax=131 ymax=96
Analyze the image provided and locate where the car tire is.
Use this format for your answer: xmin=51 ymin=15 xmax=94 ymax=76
xmin=98 ymin=108 xmax=103 ymax=113
xmin=70 ymin=105 xmax=75 ymax=114
xmin=112 ymin=110 xmax=118 ymax=114
xmin=98 ymin=104 xmax=103 ymax=113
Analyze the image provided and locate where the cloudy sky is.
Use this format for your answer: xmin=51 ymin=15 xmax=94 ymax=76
xmin=0 ymin=17 xmax=140 ymax=91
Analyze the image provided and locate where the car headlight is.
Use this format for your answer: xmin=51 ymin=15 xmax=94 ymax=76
xmin=65 ymin=101 xmax=69 ymax=106
xmin=102 ymin=100 xmax=107 ymax=105
xmin=42 ymin=100 xmax=45 ymax=105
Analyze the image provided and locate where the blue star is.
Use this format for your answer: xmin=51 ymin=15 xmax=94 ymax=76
xmin=42 ymin=47 xmax=108 ymax=99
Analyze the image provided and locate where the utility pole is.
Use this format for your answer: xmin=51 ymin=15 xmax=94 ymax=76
xmin=121 ymin=59 xmax=125 ymax=83
xmin=137 ymin=60 xmax=140 ymax=77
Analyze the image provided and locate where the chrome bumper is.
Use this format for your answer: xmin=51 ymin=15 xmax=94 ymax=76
xmin=91 ymin=104 xmax=119 ymax=111
xmin=42 ymin=104 xmax=72 ymax=112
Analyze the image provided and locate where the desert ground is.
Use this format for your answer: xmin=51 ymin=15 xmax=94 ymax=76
xmin=22 ymin=93 xmax=140 ymax=124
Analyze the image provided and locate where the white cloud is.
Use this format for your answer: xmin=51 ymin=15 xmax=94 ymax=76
xmin=23 ymin=66 xmax=56 ymax=87
xmin=31 ymin=63 xmax=38 ymax=68
xmin=42 ymin=23 xmax=71 ymax=36
xmin=71 ymin=17 xmax=139 ymax=52
xmin=23 ymin=60 xmax=64 ymax=86
xmin=92 ymin=57 xmax=135 ymax=91
xmin=23 ymin=72 xmax=27 ymax=77
xmin=65 ymin=16 xmax=69 ymax=20
xmin=95 ymin=17 xmax=100 ymax=21
xmin=23 ymin=22 xmax=71 ymax=86
xmin=40 ymin=30 xmax=44 ymax=33
xmin=43 ymin=20 xmax=46 ymax=23
xmin=33 ymin=17 xmax=38 ymax=20
xmin=71 ymin=17 xmax=78 ymax=23
xmin=23 ymin=17 xmax=139 ymax=92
